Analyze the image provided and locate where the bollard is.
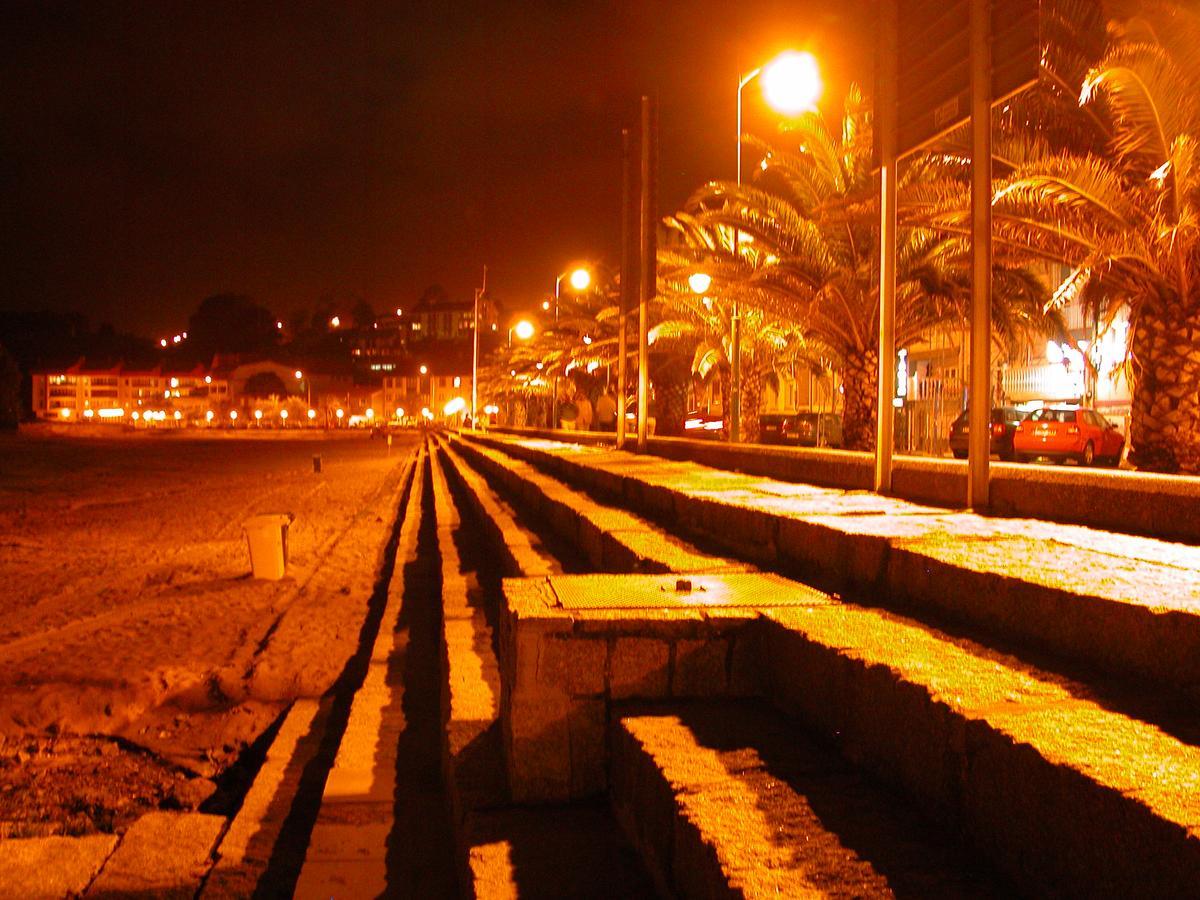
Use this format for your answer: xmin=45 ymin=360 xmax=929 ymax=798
xmin=312 ymin=454 xmax=322 ymax=473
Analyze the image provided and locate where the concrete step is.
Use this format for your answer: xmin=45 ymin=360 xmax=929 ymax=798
xmin=460 ymin=432 xmax=1200 ymax=699
xmin=612 ymin=701 xmax=1005 ymax=899
xmin=762 ymin=603 xmax=1200 ymax=898
xmin=448 ymin=433 xmax=747 ymax=576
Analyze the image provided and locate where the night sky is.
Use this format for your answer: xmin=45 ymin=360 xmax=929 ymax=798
xmin=2 ymin=1 xmax=870 ymax=339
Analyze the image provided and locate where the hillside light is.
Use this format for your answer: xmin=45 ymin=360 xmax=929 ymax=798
xmin=689 ymin=272 xmax=712 ymax=295
xmin=160 ymin=338 xmax=168 ymax=348
xmin=761 ymin=51 xmax=822 ymax=114
xmin=330 ymin=315 xmax=341 ymax=328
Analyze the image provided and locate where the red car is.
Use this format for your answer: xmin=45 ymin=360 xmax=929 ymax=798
xmin=1012 ymin=406 xmax=1124 ymax=466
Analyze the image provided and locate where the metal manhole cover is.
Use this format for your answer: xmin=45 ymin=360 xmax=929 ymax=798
xmin=549 ymin=573 xmax=832 ymax=610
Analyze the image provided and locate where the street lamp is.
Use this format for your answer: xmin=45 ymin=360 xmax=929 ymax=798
xmin=729 ymin=50 xmax=822 ymax=442
xmin=688 ymin=272 xmax=712 ymax=295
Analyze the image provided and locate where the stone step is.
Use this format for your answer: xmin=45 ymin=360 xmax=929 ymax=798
xmin=448 ymin=433 xmax=748 ymax=576
xmin=461 ymin=432 xmax=1200 ymax=699
xmin=762 ymin=603 xmax=1200 ymax=898
xmin=612 ymin=701 xmax=1005 ymax=899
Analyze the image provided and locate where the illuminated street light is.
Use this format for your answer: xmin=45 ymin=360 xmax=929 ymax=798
xmin=513 ymin=320 xmax=535 ymax=341
xmin=160 ymin=338 xmax=168 ymax=348
xmin=330 ymin=315 xmax=341 ymax=328
xmin=230 ymin=410 xmax=238 ymax=421
xmin=688 ymin=272 xmax=712 ymax=295
xmin=542 ymin=300 xmax=551 ymax=311
xmin=724 ymin=50 xmax=823 ymax=443
xmin=335 ymin=408 xmax=344 ymax=419
xmin=295 ymin=370 xmax=303 ymax=380
xmin=205 ymin=410 xmax=214 ymax=422
xmin=395 ymin=407 xmax=405 ymax=418
xmin=277 ymin=321 xmax=284 ymax=330
xmin=568 ymin=267 xmax=591 ymax=291
xmin=366 ymin=408 xmax=375 ymax=420
xmin=204 ymin=375 xmax=211 ymax=384
xmin=307 ymin=408 xmax=316 ymax=420
xmin=280 ymin=409 xmax=289 ymax=420
xmin=419 ymin=364 xmax=428 ymax=375
xmin=761 ymin=51 xmax=822 ymax=114
xmin=395 ymin=307 xmax=403 ymax=316
xmin=254 ymin=409 xmax=263 ymax=421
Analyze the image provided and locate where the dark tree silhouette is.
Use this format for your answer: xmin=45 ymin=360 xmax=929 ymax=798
xmin=187 ymin=294 xmax=279 ymax=359
xmin=243 ymin=371 xmax=289 ymax=397
xmin=0 ymin=342 xmax=20 ymax=429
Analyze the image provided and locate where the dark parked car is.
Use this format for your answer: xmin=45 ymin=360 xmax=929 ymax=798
xmin=760 ymin=411 xmax=845 ymax=448
xmin=948 ymin=407 xmax=1026 ymax=461
xmin=1013 ymin=406 xmax=1124 ymax=466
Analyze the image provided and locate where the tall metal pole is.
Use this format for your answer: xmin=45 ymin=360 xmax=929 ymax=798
xmin=637 ymin=95 xmax=655 ymax=452
xmin=617 ymin=127 xmax=632 ymax=450
xmin=731 ymin=72 xmax=752 ymax=445
xmin=874 ymin=0 xmax=898 ymax=493
xmin=471 ymin=264 xmax=486 ymax=428
xmin=551 ymin=276 xmax=561 ymax=430
xmin=968 ymin=0 xmax=993 ymax=510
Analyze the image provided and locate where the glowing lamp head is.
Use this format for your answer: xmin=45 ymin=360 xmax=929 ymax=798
xmin=295 ymin=370 xmax=303 ymax=380
xmin=395 ymin=407 xmax=404 ymax=418
xmin=688 ymin=272 xmax=712 ymax=295
xmin=568 ymin=267 xmax=591 ymax=291
xmin=422 ymin=407 xmax=433 ymax=420
xmin=443 ymin=397 xmax=466 ymax=416
xmin=60 ymin=408 xmax=71 ymax=418
xmin=395 ymin=307 xmax=402 ymax=316
xmin=160 ymin=338 xmax=168 ymax=348
xmin=307 ymin=408 xmax=316 ymax=419
xmin=419 ymin=364 xmax=428 ymax=375
xmin=84 ymin=409 xmax=94 ymax=418
xmin=173 ymin=410 xmax=182 ymax=421
xmin=514 ymin=320 xmax=535 ymax=341
xmin=204 ymin=375 xmax=211 ymax=384
xmin=330 ymin=315 xmax=341 ymax=328
xmin=761 ymin=51 xmax=822 ymax=114
xmin=542 ymin=300 xmax=551 ymax=311
xmin=280 ymin=409 xmax=288 ymax=419
xmin=132 ymin=411 xmax=140 ymax=421
xmin=205 ymin=410 xmax=214 ymax=421
xmin=254 ymin=409 xmax=263 ymax=420
xmin=366 ymin=408 xmax=375 ymax=420
xmin=229 ymin=410 xmax=238 ymax=420
xmin=277 ymin=321 xmax=283 ymax=330
xmin=335 ymin=408 xmax=344 ymax=419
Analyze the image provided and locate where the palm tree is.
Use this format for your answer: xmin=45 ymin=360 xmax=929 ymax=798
xmin=982 ymin=2 xmax=1200 ymax=472
xmin=664 ymin=87 xmax=1058 ymax=449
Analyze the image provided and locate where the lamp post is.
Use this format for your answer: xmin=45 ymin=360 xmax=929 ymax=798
xmin=550 ymin=266 xmax=592 ymax=428
xmin=731 ymin=51 xmax=821 ymax=443
xmin=471 ymin=266 xmax=487 ymax=427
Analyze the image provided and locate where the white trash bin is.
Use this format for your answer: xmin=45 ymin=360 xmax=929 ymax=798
xmin=243 ymin=513 xmax=294 ymax=580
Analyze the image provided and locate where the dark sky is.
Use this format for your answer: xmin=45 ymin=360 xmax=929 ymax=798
xmin=1 ymin=0 xmax=871 ymax=339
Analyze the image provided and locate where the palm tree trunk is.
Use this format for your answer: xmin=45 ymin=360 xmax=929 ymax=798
xmin=741 ymin=366 xmax=764 ymax=443
xmin=1130 ymin=296 xmax=1200 ymax=474
xmin=841 ymin=349 xmax=878 ymax=451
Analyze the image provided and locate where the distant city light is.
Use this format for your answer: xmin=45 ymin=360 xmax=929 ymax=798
xmin=172 ymin=335 xmax=181 ymax=344
xmin=395 ymin=308 xmax=403 ymax=316
xmin=182 ymin=331 xmax=188 ymax=339
xmin=330 ymin=315 xmax=341 ymax=328
xmin=160 ymin=339 xmax=168 ymax=348
xmin=277 ymin=321 xmax=283 ymax=329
